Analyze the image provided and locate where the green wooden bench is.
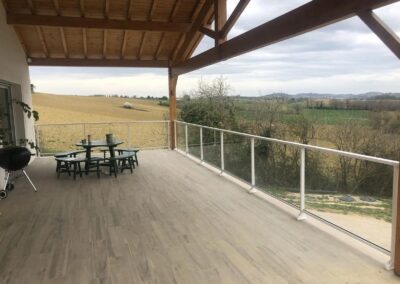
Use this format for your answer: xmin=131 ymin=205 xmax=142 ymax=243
xmin=55 ymin=156 xmax=102 ymax=179
xmin=104 ymin=152 xmax=135 ymax=177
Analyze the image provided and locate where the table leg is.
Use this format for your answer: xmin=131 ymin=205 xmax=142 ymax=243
xmin=85 ymin=147 xmax=91 ymax=174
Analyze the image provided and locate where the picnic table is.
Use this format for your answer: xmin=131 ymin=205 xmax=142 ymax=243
xmin=76 ymin=139 xmax=123 ymax=171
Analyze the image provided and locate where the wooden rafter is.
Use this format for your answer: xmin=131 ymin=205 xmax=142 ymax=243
xmin=104 ymin=0 xmax=109 ymax=19
xmin=103 ymin=30 xmax=107 ymax=59
xmin=358 ymin=10 xmax=400 ymax=59
xmin=7 ymin=14 xmax=191 ymax=33
xmin=52 ymin=0 xmax=60 ymax=15
xmin=121 ymin=31 xmax=128 ymax=59
xmin=1 ymin=0 xmax=8 ymax=11
xmin=170 ymin=0 xmax=182 ymax=20
xmin=127 ymin=0 xmax=134 ymax=20
xmin=172 ymin=0 xmax=399 ymax=75
xmin=148 ymin=0 xmax=157 ymax=20
xmin=214 ymin=0 xmax=227 ymax=46
xmin=82 ymin=28 xmax=87 ymax=58
xmin=155 ymin=33 xmax=165 ymax=59
xmin=28 ymin=58 xmax=169 ymax=68
xmin=80 ymin=0 xmax=85 ymax=17
xmin=220 ymin=0 xmax=250 ymax=38
xmin=60 ymin=28 xmax=68 ymax=58
xmin=176 ymin=0 xmax=214 ymax=61
xmin=200 ymin=26 xmax=216 ymax=39
xmin=36 ymin=27 xmax=48 ymax=57
xmin=137 ymin=32 xmax=146 ymax=60
xmin=26 ymin=0 xmax=36 ymax=14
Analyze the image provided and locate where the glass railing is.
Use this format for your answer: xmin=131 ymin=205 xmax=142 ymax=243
xmin=175 ymin=120 xmax=399 ymax=266
xmin=35 ymin=121 xmax=169 ymax=155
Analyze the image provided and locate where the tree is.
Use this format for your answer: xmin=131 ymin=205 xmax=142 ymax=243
xmin=179 ymin=76 xmax=237 ymax=129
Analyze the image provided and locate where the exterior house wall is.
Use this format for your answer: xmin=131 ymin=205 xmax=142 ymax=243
xmin=0 ymin=3 xmax=35 ymax=187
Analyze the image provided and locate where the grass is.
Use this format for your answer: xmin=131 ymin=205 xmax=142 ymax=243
xmin=33 ymin=93 xmax=170 ymax=153
xmin=263 ymin=186 xmax=392 ymax=222
xmin=33 ymin=93 xmax=169 ymax=124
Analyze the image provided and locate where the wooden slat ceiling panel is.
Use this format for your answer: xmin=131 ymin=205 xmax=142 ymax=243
xmin=41 ymin=26 xmax=64 ymax=57
xmin=86 ymin=29 xmax=103 ymax=59
xmin=105 ymin=30 xmax=124 ymax=59
xmin=130 ymin=0 xmax=153 ymax=21
xmin=63 ymin=27 xmax=84 ymax=58
xmin=158 ymin=32 xmax=180 ymax=60
xmin=58 ymin=0 xmax=81 ymax=16
xmin=3 ymin=0 xmax=210 ymax=66
xmin=151 ymin=0 xmax=176 ymax=21
xmin=31 ymin=0 xmax=56 ymax=15
xmin=123 ymin=31 xmax=143 ymax=59
xmin=140 ymin=31 xmax=162 ymax=60
xmin=16 ymin=26 xmax=45 ymax=57
xmin=108 ymin=0 xmax=130 ymax=20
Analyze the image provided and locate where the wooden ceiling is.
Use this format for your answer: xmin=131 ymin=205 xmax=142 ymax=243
xmin=2 ymin=0 xmax=214 ymax=67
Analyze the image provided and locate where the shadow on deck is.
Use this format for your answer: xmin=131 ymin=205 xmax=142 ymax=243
xmin=0 ymin=150 xmax=397 ymax=283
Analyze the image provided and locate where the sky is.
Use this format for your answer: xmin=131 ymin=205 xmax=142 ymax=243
xmin=29 ymin=0 xmax=400 ymax=97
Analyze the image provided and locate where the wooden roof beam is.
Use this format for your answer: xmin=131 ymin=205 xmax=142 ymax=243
xmin=214 ymin=0 xmax=227 ymax=46
xmin=172 ymin=0 xmax=399 ymax=75
xmin=7 ymin=14 xmax=191 ymax=32
xmin=176 ymin=0 xmax=214 ymax=61
xmin=358 ymin=10 xmax=400 ymax=60
xmin=220 ymin=0 xmax=250 ymax=38
xmin=27 ymin=58 xmax=169 ymax=68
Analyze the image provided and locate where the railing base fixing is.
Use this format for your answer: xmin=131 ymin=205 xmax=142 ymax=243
xmin=297 ymin=212 xmax=307 ymax=221
xmin=249 ymin=187 xmax=257 ymax=194
xmin=384 ymin=259 xmax=394 ymax=271
xmin=219 ymin=171 xmax=224 ymax=176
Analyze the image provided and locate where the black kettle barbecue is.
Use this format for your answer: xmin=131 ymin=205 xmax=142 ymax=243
xmin=0 ymin=146 xmax=37 ymax=199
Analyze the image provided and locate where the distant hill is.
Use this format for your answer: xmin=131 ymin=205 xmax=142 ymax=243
xmin=254 ymin=92 xmax=400 ymax=100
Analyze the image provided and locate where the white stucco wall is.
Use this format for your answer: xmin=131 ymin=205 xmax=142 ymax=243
xmin=0 ymin=3 xmax=35 ymax=186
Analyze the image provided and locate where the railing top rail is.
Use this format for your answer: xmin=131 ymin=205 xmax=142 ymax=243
xmin=176 ymin=120 xmax=399 ymax=167
xmin=35 ymin=120 xmax=169 ymax=126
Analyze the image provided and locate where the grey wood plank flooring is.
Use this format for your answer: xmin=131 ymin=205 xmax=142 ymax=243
xmin=0 ymin=150 xmax=397 ymax=283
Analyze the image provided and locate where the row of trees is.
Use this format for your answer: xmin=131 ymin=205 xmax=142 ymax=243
xmin=179 ymin=77 xmax=397 ymax=197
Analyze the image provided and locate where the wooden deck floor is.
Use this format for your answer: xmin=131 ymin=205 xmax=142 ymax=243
xmin=0 ymin=150 xmax=397 ymax=283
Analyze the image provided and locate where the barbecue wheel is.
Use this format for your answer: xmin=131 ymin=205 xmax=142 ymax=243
xmin=0 ymin=190 xmax=8 ymax=199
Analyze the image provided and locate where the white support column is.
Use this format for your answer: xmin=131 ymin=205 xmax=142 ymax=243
xmin=297 ymin=147 xmax=307 ymax=221
xmin=185 ymin=124 xmax=188 ymax=154
xmin=385 ymin=165 xmax=398 ymax=270
xmin=249 ymin=138 xmax=257 ymax=193
xmin=200 ymin=127 xmax=204 ymax=162
xmin=220 ymin=131 xmax=224 ymax=174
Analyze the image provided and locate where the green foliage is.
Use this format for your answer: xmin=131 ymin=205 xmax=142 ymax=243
xmin=180 ymin=77 xmax=237 ymax=129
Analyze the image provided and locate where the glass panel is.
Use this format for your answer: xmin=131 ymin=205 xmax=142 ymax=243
xmin=188 ymin=125 xmax=201 ymax=159
xmin=224 ymin=133 xmax=251 ymax=183
xmin=37 ymin=122 xmax=169 ymax=154
xmin=176 ymin=122 xmax=186 ymax=151
xmin=305 ymin=150 xmax=393 ymax=251
xmin=37 ymin=124 xmax=84 ymax=154
xmin=202 ymin=128 xmax=221 ymax=168
xmin=255 ymin=140 xmax=300 ymax=207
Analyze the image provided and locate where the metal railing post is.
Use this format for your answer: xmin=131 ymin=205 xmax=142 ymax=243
xmin=174 ymin=121 xmax=177 ymax=150
xmin=83 ymin=123 xmax=86 ymax=137
xmin=249 ymin=137 xmax=257 ymax=193
xmin=200 ymin=127 xmax=204 ymax=161
xmin=386 ymin=165 xmax=399 ymax=270
xmin=297 ymin=147 xmax=307 ymax=221
xmin=185 ymin=124 xmax=188 ymax=154
xmin=167 ymin=121 xmax=170 ymax=150
xmin=220 ymin=131 xmax=224 ymax=173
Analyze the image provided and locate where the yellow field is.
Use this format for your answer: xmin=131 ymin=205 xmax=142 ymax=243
xmin=32 ymin=93 xmax=170 ymax=153
xmin=33 ymin=93 xmax=169 ymax=123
